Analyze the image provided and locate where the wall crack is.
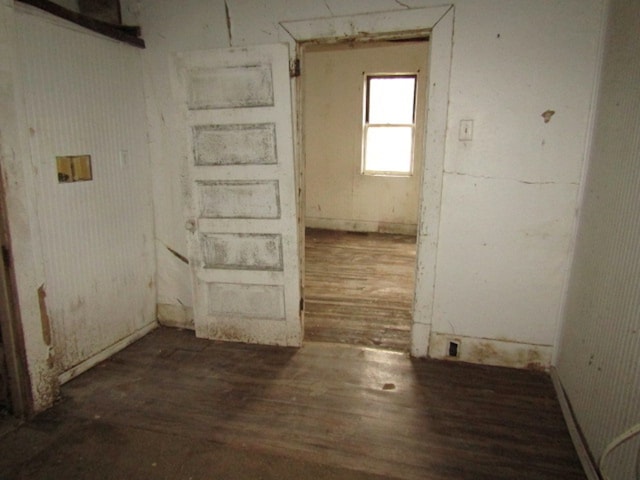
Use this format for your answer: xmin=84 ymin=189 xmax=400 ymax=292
xmin=166 ymin=245 xmax=189 ymax=265
xmin=444 ymin=171 xmax=578 ymax=186
xmin=323 ymin=0 xmax=334 ymax=16
xmin=224 ymin=0 xmax=233 ymax=47
xmin=158 ymin=239 xmax=189 ymax=265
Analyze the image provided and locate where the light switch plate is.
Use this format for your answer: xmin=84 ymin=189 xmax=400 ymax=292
xmin=119 ymin=149 xmax=129 ymax=167
xmin=459 ymin=119 xmax=473 ymax=141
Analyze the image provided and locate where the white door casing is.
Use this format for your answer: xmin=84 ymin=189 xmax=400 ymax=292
xmin=174 ymin=44 xmax=302 ymax=347
xmin=282 ymin=6 xmax=454 ymax=356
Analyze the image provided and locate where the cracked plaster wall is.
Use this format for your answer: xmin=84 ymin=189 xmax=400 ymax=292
xmin=122 ymin=0 xmax=604 ymax=364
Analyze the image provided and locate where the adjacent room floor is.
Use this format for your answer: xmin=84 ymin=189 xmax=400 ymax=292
xmin=0 ymin=327 xmax=585 ymax=480
xmin=304 ymin=228 xmax=416 ymax=351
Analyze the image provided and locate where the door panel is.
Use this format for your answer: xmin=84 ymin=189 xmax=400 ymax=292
xmin=174 ymin=44 xmax=302 ymax=346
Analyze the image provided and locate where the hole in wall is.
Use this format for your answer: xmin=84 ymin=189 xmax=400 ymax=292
xmin=56 ymin=155 xmax=92 ymax=183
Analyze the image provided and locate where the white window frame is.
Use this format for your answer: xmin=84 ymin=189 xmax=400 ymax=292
xmin=361 ymin=74 xmax=418 ymax=177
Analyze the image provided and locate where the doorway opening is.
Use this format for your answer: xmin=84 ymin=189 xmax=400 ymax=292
xmin=300 ymin=40 xmax=429 ymax=351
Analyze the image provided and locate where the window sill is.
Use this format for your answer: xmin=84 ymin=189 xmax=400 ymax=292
xmin=362 ymin=172 xmax=413 ymax=178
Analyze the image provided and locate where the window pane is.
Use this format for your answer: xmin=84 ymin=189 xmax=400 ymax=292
xmin=368 ymin=77 xmax=416 ymax=124
xmin=364 ymin=126 xmax=413 ymax=173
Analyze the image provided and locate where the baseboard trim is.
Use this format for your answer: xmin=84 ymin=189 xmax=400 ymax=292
xmin=157 ymin=303 xmax=194 ymax=330
xmin=58 ymin=321 xmax=158 ymax=385
xmin=305 ymin=217 xmax=417 ymax=236
xmin=428 ymin=332 xmax=552 ymax=369
xmin=550 ymin=367 xmax=600 ymax=480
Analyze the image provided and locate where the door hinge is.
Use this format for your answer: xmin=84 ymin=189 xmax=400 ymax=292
xmin=299 ymin=297 xmax=304 ymax=312
xmin=290 ymin=58 xmax=301 ymax=78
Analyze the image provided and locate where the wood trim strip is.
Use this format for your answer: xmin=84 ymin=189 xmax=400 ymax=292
xmin=16 ymin=0 xmax=145 ymax=49
xmin=57 ymin=321 xmax=157 ymax=385
xmin=550 ymin=367 xmax=601 ymax=480
xmin=0 ymin=164 xmax=34 ymax=418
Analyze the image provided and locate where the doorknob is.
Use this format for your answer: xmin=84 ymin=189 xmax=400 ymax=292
xmin=185 ymin=219 xmax=197 ymax=233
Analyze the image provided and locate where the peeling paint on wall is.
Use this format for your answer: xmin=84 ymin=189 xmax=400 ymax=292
xmin=429 ymin=332 xmax=552 ymax=369
xmin=541 ymin=109 xmax=556 ymax=123
xmin=37 ymin=284 xmax=51 ymax=347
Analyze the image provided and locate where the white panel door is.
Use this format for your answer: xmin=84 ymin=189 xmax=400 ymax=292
xmin=174 ymin=44 xmax=302 ymax=346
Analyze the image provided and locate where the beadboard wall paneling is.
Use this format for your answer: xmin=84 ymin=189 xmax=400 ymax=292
xmin=16 ymin=9 xmax=156 ymax=375
xmin=557 ymin=1 xmax=640 ymax=478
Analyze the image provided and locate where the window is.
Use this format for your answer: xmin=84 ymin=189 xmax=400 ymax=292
xmin=362 ymin=75 xmax=417 ymax=175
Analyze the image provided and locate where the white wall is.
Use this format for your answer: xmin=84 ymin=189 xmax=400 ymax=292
xmin=556 ymin=0 xmax=640 ymax=478
xmin=303 ymin=42 xmax=428 ymax=235
xmin=123 ymin=0 xmax=604 ymax=367
xmin=428 ymin=0 xmax=604 ymax=366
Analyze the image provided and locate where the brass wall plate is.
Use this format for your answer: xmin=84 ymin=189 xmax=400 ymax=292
xmin=56 ymin=155 xmax=92 ymax=183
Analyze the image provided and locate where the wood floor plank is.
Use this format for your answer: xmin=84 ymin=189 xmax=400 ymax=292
xmin=304 ymin=228 xmax=416 ymax=351
xmin=0 ymin=327 xmax=586 ymax=479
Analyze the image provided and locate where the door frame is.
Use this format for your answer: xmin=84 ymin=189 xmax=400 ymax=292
xmin=0 ymin=161 xmax=32 ymax=417
xmin=281 ymin=6 xmax=454 ymax=356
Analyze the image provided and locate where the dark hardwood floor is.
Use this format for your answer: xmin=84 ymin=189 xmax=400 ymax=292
xmin=0 ymin=327 xmax=585 ymax=479
xmin=304 ymin=228 xmax=416 ymax=351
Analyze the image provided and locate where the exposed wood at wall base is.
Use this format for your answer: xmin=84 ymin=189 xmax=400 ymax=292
xmin=429 ymin=332 xmax=553 ymax=369
xmin=550 ymin=368 xmax=600 ymax=480
xmin=157 ymin=303 xmax=194 ymax=330
xmin=16 ymin=0 xmax=145 ymax=48
xmin=304 ymin=229 xmax=416 ymax=352
xmin=57 ymin=321 xmax=157 ymax=385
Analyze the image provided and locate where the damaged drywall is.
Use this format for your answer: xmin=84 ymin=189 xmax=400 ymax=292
xmin=36 ymin=284 xmax=51 ymax=347
xmin=541 ymin=109 xmax=556 ymax=123
xmin=429 ymin=332 xmax=552 ymax=370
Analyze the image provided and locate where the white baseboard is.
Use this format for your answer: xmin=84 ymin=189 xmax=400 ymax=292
xmin=157 ymin=303 xmax=194 ymax=330
xmin=305 ymin=217 xmax=417 ymax=235
xmin=428 ymin=332 xmax=553 ymax=369
xmin=411 ymin=322 xmax=431 ymax=357
xmin=58 ymin=321 xmax=157 ymax=385
xmin=550 ymin=368 xmax=600 ymax=480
